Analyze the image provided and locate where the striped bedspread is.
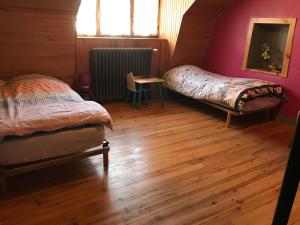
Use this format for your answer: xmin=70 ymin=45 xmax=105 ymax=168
xmin=0 ymin=74 xmax=112 ymax=142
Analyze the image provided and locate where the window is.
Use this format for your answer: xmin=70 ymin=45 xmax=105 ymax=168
xmin=76 ymin=0 xmax=159 ymax=37
xmin=76 ymin=0 xmax=97 ymax=35
xmin=134 ymin=0 xmax=159 ymax=36
xmin=100 ymin=0 xmax=131 ymax=35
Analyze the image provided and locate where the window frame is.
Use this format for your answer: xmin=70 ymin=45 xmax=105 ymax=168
xmin=77 ymin=0 xmax=160 ymax=38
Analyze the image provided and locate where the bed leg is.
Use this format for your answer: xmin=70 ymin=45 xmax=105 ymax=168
xmin=0 ymin=172 xmax=7 ymax=192
xmin=102 ymin=140 xmax=109 ymax=171
xmin=103 ymin=152 xmax=109 ymax=170
xmin=226 ymin=112 xmax=232 ymax=128
xmin=266 ymin=110 xmax=271 ymax=120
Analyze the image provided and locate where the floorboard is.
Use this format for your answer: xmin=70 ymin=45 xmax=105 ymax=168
xmin=0 ymin=99 xmax=299 ymax=225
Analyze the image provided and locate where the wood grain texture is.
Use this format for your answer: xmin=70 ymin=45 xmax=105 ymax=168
xmin=76 ymin=37 xmax=169 ymax=83
xmin=0 ymin=98 xmax=299 ymax=225
xmin=172 ymin=0 xmax=233 ymax=67
xmin=0 ymin=0 xmax=80 ymax=13
xmin=159 ymin=0 xmax=195 ymax=61
xmin=0 ymin=1 xmax=80 ymax=86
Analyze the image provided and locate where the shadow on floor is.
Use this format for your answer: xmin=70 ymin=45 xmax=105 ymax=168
xmin=166 ymin=91 xmax=277 ymax=129
xmin=0 ymin=158 xmax=108 ymax=200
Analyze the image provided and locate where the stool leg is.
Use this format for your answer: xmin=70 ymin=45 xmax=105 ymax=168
xmin=137 ymin=85 xmax=143 ymax=108
xmin=126 ymin=90 xmax=130 ymax=102
xmin=157 ymin=83 xmax=164 ymax=107
xmin=144 ymin=91 xmax=148 ymax=105
xmin=133 ymin=92 xmax=136 ymax=107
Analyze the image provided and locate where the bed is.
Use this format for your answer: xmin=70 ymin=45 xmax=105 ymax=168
xmin=0 ymin=74 xmax=113 ymax=191
xmin=163 ymin=65 xmax=285 ymax=127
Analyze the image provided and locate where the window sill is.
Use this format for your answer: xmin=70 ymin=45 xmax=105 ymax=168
xmin=77 ymin=35 xmax=160 ymax=40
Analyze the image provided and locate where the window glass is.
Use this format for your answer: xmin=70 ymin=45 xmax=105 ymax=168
xmin=76 ymin=0 xmax=97 ymax=35
xmin=76 ymin=0 xmax=159 ymax=36
xmin=133 ymin=0 xmax=159 ymax=36
xmin=100 ymin=0 xmax=131 ymax=35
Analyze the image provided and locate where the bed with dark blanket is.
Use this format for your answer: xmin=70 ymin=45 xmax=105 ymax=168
xmin=164 ymin=65 xmax=285 ymax=126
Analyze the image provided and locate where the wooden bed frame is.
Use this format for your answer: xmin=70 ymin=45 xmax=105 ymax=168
xmin=0 ymin=140 xmax=110 ymax=192
xmin=167 ymin=90 xmax=280 ymax=128
xmin=201 ymin=99 xmax=277 ymax=128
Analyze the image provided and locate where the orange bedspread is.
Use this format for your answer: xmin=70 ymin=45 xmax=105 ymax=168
xmin=0 ymin=74 xmax=112 ymax=142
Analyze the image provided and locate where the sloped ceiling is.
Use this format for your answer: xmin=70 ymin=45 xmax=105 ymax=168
xmin=172 ymin=0 xmax=234 ymax=67
xmin=0 ymin=0 xmax=81 ymax=13
xmin=0 ymin=0 xmax=81 ymax=84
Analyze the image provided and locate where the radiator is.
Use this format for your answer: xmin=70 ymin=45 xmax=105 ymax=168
xmin=89 ymin=48 xmax=153 ymax=102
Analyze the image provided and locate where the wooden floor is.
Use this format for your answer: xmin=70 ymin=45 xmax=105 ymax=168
xmin=0 ymin=98 xmax=299 ymax=225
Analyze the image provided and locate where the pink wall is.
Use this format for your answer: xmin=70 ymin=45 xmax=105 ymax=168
xmin=204 ymin=0 xmax=300 ymax=118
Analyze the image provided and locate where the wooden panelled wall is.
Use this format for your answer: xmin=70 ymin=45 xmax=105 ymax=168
xmin=0 ymin=0 xmax=236 ymax=86
xmin=76 ymin=38 xmax=169 ymax=79
xmin=172 ymin=0 xmax=233 ymax=67
xmin=159 ymin=0 xmax=195 ymax=58
xmin=0 ymin=0 xmax=80 ymax=86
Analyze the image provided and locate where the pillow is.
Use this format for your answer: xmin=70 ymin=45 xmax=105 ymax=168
xmin=0 ymin=74 xmax=83 ymax=106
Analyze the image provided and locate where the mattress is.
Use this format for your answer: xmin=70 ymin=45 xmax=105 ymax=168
xmin=0 ymin=74 xmax=112 ymax=142
xmin=164 ymin=65 xmax=285 ymax=112
xmin=0 ymin=125 xmax=104 ymax=166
